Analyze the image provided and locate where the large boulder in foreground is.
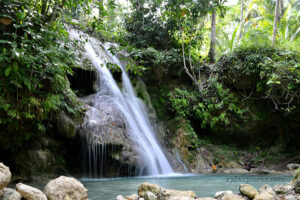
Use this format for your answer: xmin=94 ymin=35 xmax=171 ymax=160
xmin=239 ymin=184 xmax=258 ymax=199
xmin=138 ymin=182 xmax=161 ymax=198
xmin=0 ymin=188 xmax=22 ymax=200
xmin=138 ymin=182 xmax=196 ymax=200
xmin=16 ymin=183 xmax=47 ymax=200
xmin=44 ymin=176 xmax=88 ymax=200
xmin=0 ymin=163 xmax=11 ymax=190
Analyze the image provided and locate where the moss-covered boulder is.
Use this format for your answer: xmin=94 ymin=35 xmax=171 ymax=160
xmin=239 ymin=184 xmax=259 ymax=199
xmin=293 ymin=169 xmax=300 ymax=193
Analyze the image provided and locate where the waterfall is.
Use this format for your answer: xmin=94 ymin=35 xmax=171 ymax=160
xmin=68 ymin=28 xmax=174 ymax=176
xmin=175 ymin=151 xmax=189 ymax=173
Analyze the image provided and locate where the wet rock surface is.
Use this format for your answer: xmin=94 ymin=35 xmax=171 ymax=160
xmin=118 ymin=170 xmax=300 ymax=200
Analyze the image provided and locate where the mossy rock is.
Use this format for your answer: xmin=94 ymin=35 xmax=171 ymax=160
xmin=293 ymin=168 xmax=300 ymax=193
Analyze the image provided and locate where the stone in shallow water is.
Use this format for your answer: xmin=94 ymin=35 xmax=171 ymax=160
xmin=160 ymin=188 xmax=197 ymax=199
xmin=138 ymin=182 xmax=197 ymax=200
xmin=144 ymin=191 xmax=157 ymax=200
xmin=258 ymin=184 xmax=275 ymax=196
xmin=214 ymin=191 xmax=233 ymax=198
xmin=44 ymin=176 xmax=88 ymax=200
xmin=116 ymin=195 xmax=126 ymax=200
xmin=239 ymin=184 xmax=258 ymax=199
xmin=138 ymin=183 xmax=161 ymax=198
xmin=126 ymin=193 xmax=139 ymax=200
xmin=16 ymin=183 xmax=47 ymax=200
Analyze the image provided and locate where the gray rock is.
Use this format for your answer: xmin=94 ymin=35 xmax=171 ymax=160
xmin=138 ymin=182 xmax=161 ymax=198
xmin=16 ymin=183 xmax=47 ymax=200
xmin=144 ymin=191 xmax=157 ymax=200
xmin=0 ymin=188 xmax=22 ymax=200
xmin=0 ymin=164 xmax=11 ymax=190
xmin=285 ymin=194 xmax=298 ymax=200
xmin=116 ymin=195 xmax=126 ymax=200
xmin=273 ymin=184 xmax=293 ymax=194
xmin=258 ymin=184 xmax=275 ymax=196
xmin=159 ymin=188 xmax=197 ymax=199
xmin=287 ymin=164 xmax=300 ymax=170
xmin=44 ymin=176 xmax=88 ymax=200
xmin=214 ymin=191 xmax=234 ymax=198
xmin=295 ymin=180 xmax=300 ymax=194
xmin=80 ymin=99 xmax=143 ymax=171
xmin=126 ymin=194 xmax=139 ymax=200
xmin=192 ymin=149 xmax=213 ymax=173
xmin=293 ymin=169 xmax=300 ymax=193
xmin=57 ymin=111 xmax=80 ymax=138
xmin=138 ymin=182 xmax=196 ymax=200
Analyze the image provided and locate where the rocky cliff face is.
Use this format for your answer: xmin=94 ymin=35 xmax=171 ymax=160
xmin=79 ymin=94 xmax=144 ymax=176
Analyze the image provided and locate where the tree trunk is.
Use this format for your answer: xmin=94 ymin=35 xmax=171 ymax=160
xmin=41 ymin=0 xmax=48 ymax=15
xmin=239 ymin=0 xmax=243 ymax=39
xmin=272 ymin=0 xmax=280 ymax=45
xmin=208 ymin=9 xmax=216 ymax=63
xmin=278 ymin=0 xmax=284 ymax=23
xmin=280 ymin=0 xmax=284 ymax=18
xmin=47 ymin=0 xmax=66 ymax=22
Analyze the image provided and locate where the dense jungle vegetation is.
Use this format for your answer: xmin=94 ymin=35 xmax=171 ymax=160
xmin=0 ymin=0 xmax=300 ymax=173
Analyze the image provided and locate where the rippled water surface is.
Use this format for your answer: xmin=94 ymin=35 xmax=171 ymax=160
xmin=80 ymin=174 xmax=292 ymax=200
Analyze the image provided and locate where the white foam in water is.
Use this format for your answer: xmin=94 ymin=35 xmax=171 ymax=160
xmin=68 ymin=28 xmax=174 ymax=176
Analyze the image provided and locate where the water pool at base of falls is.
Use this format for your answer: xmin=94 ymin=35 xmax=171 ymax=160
xmin=80 ymin=174 xmax=291 ymax=200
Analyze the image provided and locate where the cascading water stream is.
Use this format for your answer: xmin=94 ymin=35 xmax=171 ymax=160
xmin=68 ymin=28 xmax=174 ymax=176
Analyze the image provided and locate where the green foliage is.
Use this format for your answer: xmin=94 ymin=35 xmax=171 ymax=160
xmin=125 ymin=0 xmax=177 ymax=49
xmin=217 ymin=46 xmax=300 ymax=112
xmin=129 ymin=47 xmax=183 ymax=70
xmin=182 ymin=120 xmax=200 ymax=150
xmin=195 ymin=78 xmax=248 ymax=132
xmin=0 ymin=0 xmax=81 ymax=150
xmin=168 ymin=83 xmax=248 ymax=133
xmin=168 ymin=88 xmax=197 ymax=118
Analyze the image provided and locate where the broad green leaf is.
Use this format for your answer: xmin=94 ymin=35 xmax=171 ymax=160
xmin=13 ymin=61 xmax=18 ymax=72
xmin=16 ymin=12 xmax=26 ymax=20
xmin=5 ymin=67 xmax=11 ymax=77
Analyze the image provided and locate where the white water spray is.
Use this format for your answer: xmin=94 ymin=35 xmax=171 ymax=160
xmin=69 ymin=28 xmax=174 ymax=176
